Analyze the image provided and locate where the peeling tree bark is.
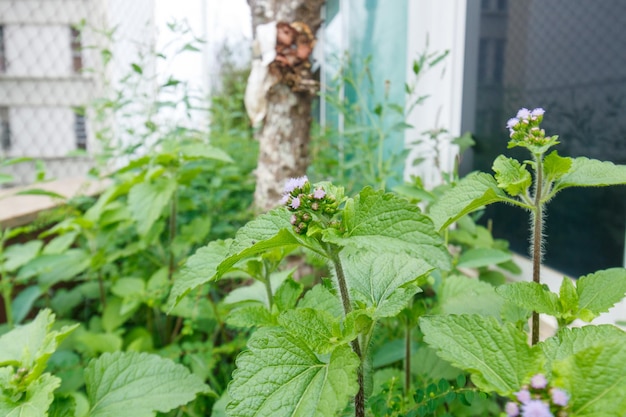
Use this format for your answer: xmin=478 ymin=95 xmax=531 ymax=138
xmin=247 ymin=0 xmax=325 ymax=212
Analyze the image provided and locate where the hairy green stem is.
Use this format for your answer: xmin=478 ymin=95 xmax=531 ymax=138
xmin=263 ymin=260 xmax=273 ymax=310
xmin=531 ymin=154 xmax=544 ymax=345
xmin=329 ymin=250 xmax=364 ymax=417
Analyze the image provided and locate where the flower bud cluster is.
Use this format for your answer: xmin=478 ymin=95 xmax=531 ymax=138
xmin=505 ymin=374 xmax=569 ymax=417
xmin=506 ymin=108 xmax=549 ymax=146
xmin=280 ymin=176 xmax=339 ymax=235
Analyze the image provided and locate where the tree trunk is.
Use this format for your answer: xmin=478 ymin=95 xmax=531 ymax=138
xmin=247 ymin=0 xmax=325 ymax=212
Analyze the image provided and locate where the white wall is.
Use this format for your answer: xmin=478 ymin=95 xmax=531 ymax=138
xmin=8 ymin=107 xmax=75 ymax=158
xmin=403 ymin=0 xmax=467 ymax=188
xmin=5 ymin=25 xmax=72 ymax=77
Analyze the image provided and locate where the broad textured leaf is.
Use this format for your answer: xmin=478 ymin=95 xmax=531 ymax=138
xmin=2 ymin=240 xmax=43 ymax=272
xmin=128 ymin=177 xmax=177 ymax=236
xmin=228 ymin=209 xmax=294 ymax=254
xmin=496 ymin=282 xmax=561 ymax=316
xmin=554 ymin=157 xmax=626 ymax=191
xmin=297 ymin=285 xmax=342 ymax=318
xmin=492 ymin=155 xmax=531 ymax=196
xmin=278 ymin=309 xmax=340 ymax=354
xmin=429 ymin=172 xmax=521 ymax=231
xmin=411 ymin=346 xmax=462 ymax=381
xmin=0 ymin=372 xmax=60 ymax=417
xmin=324 ymin=187 xmax=450 ymax=270
xmin=11 ymin=285 xmax=42 ymax=324
xmin=0 ymin=309 xmax=78 ymax=379
xmin=227 ymin=327 xmax=359 ymax=417
xmin=168 ymin=240 xmax=231 ymax=310
xmin=540 ymin=325 xmax=626 ymax=364
xmin=42 ymin=232 xmax=78 ymax=255
xmin=16 ymin=249 xmax=90 ymax=289
xmin=420 ymin=314 xmax=543 ymax=395
xmin=543 ymin=151 xmax=571 ymax=182
xmin=226 ymin=305 xmax=276 ymax=328
xmin=274 ymin=278 xmax=304 ymax=312
xmin=85 ymin=351 xmax=211 ymax=417
xmin=553 ymin=340 xmax=626 ymax=417
xmin=456 ymin=248 xmax=512 ymax=269
xmin=434 ymin=275 xmax=503 ymax=317
xmin=577 ymin=268 xmax=626 ymax=318
xmin=341 ymin=250 xmax=430 ymax=318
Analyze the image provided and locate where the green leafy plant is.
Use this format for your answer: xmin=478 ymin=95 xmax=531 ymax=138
xmin=0 ymin=309 xmax=210 ymax=416
xmin=422 ymin=108 xmax=626 ymax=416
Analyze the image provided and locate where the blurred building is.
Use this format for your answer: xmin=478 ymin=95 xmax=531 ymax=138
xmin=0 ymin=0 xmax=156 ymax=184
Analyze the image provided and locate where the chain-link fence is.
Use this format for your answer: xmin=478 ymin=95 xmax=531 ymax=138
xmin=0 ymin=0 xmax=156 ymax=186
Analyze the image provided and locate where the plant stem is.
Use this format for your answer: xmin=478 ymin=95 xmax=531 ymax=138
xmin=329 ymin=250 xmax=364 ymax=417
xmin=1 ymin=279 xmax=13 ymax=328
xmin=404 ymin=316 xmax=411 ymax=395
xmin=531 ymin=154 xmax=544 ymax=345
xmin=98 ymin=271 xmax=107 ymax=309
xmin=263 ymin=260 xmax=273 ymax=310
xmin=168 ymin=190 xmax=178 ymax=282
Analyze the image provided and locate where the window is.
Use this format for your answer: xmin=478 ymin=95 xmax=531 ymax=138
xmin=70 ymin=27 xmax=82 ymax=73
xmin=0 ymin=25 xmax=6 ymax=72
xmin=74 ymin=111 xmax=87 ymax=150
xmin=0 ymin=107 xmax=10 ymax=152
xmin=464 ymin=1 xmax=626 ymax=276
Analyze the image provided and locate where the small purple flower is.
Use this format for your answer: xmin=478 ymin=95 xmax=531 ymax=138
xmin=313 ymin=188 xmax=326 ymax=199
xmin=505 ymin=401 xmax=520 ymax=416
xmin=284 ymin=176 xmax=309 ymax=193
xmin=516 ymin=108 xmax=531 ymax=120
xmin=531 ymin=108 xmax=545 ymax=118
xmin=521 ymin=400 xmax=554 ymax=417
xmin=550 ymin=388 xmax=569 ymax=407
xmin=290 ymin=196 xmax=301 ymax=209
xmin=516 ymin=389 xmax=532 ymax=404
xmin=280 ymin=194 xmax=290 ymax=205
xmin=506 ymin=117 xmax=519 ymax=130
xmin=290 ymin=214 xmax=298 ymax=225
xmin=530 ymin=374 xmax=548 ymax=389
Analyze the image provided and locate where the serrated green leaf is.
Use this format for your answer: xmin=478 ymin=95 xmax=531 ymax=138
xmin=553 ymin=340 xmax=626 ymax=416
xmin=496 ymin=282 xmax=561 ymax=316
xmin=0 ymin=372 xmax=60 ymax=417
xmin=558 ymin=277 xmax=578 ymax=320
xmin=411 ymin=346 xmax=462 ymax=381
xmin=228 ymin=209 xmax=294 ymax=254
xmin=540 ymin=325 xmax=626 ymax=365
xmin=434 ymin=276 xmax=503 ymax=317
xmin=0 ymin=309 xmax=78 ymax=380
xmin=554 ymin=157 xmax=626 ymax=191
xmin=429 ymin=173 xmax=523 ymax=231
xmin=85 ymin=351 xmax=211 ymax=417
xmin=227 ymin=327 xmax=359 ymax=417
xmin=543 ymin=151 xmax=572 ymax=182
xmin=278 ymin=309 xmax=341 ymax=354
xmin=168 ymin=239 xmax=231 ymax=310
xmin=420 ymin=314 xmax=543 ymax=395
xmin=2 ymin=240 xmax=43 ymax=272
xmin=341 ymin=250 xmax=430 ymax=318
xmin=492 ymin=155 xmax=532 ymax=196
xmin=128 ymin=177 xmax=177 ymax=236
xmin=274 ymin=278 xmax=304 ymax=312
xmin=325 ymin=187 xmax=450 ymax=270
xmin=42 ymin=232 xmax=78 ymax=255
xmin=577 ymin=268 xmax=626 ymax=319
xmin=456 ymin=248 xmax=512 ymax=269
xmin=297 ymin=285 xmax=343 ymax=318
xmin=226 ymin=305 xmax=277 ymax=328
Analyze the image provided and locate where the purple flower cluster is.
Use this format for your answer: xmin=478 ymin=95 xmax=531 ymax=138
xmin=281 ymin=176 xmax=338 ymax=234
xmin=506 ymin=108 xmax=552 ymax=147
xmin=505 ymin=374 xmax=569 ymax=417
